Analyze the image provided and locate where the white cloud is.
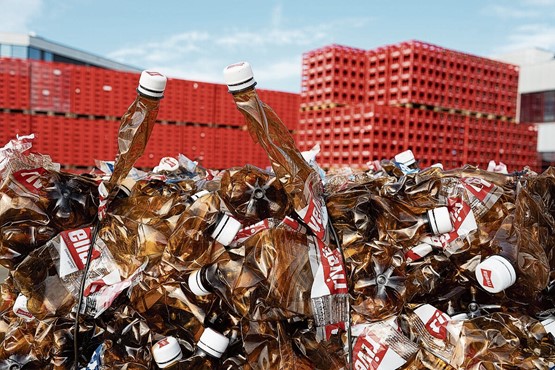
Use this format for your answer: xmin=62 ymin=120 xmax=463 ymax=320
xmin=254 ymin=57 xmax=302 ymax=82
xmin=486 ymin=4 xmax=540 ymax=18
xmin=523 ymin=0 xmax=555 ymax=5
xmin=494 ymin=23 xmax=555 ymax=53
xmin=106 ymin=16 xmax=372 ymax=91
xmin=0 ymin=0 xmax=43 ymax=32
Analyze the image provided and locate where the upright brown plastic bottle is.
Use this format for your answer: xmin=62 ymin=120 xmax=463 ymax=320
xmin=223 ymin=62 xmax=349 ymax=335
xmin=99 ymin=70 xmax=167 ymax=216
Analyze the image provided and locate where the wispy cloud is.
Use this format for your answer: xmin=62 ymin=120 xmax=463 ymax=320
xmin=0 ymin=0 xmax=43 ymax=32
xmin=523 ymin=0 xmax=555 ymax=5
xmin=494 ymin=23 xmax=555 ymax=53
xmin=486 ymin=4 xmax=540 ymax=18
xmin=106 ymin=16 xmax=371 ymax=92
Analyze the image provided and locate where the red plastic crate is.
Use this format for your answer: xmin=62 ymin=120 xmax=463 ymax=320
xmin=0 ymin=112 xmax=31 ymax=145
xmin=0 ymin=58 xmax=31 ymax=110
xmin=29 ymin=61 xmax=72 ymax=112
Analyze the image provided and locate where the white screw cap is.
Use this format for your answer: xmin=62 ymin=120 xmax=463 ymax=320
xmin=223 ymin=62 xmax=256 ymax=92
xmin=394 ymin=149 xmax=416 ymax=166
xmin=475 ymin=255 xmax=516 ymax=293
xmin=211 ymin=213 xmax=242 ymax=246
xmin=188 ymin=269 xmax=211 ymax=297
xmin=427 ymin=206 xmax=454 ymax=235
xmin=152 ymin=336 xmax=183 ymax=368
xmin=137 ymin=70 xmax=167 ymax=98
xmin=198 ymin=327 xmax=230 ymax=358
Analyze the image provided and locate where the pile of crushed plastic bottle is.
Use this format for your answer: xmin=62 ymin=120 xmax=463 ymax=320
xmin=0 ymin=63 xmax=554 ymax=370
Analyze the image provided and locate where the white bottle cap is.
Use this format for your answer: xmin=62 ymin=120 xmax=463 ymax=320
xmin=394 ymin=149 xmax=416 ymax=166
xmin=152 ymin=336 xmax=183 ymax=368
xmin=154 ymin=157 xmax=180 ymax=173
xmin=137 ymin=70 xmax=167 ymax=98
xmin=119 ymin=177 xmax=136 ymax=196
xmin=541 ymin=317 xmax=555 ymax=337
xmin=223 ymin=62 xmax=256 ymax=92
xmin=13 ymin=294 xmax=34 ymax=322
xmin=188 ymin=269 xmax=212 ymax=296
xmin=211 ymin=213 xmax=242 ymax=246
xmin=198 ymin=327 xmax=230 ymax=358
xmin=427 ymin=206 xmax=454 ymax=235
xmin=475 ymin=255 xmax=516 ymax=293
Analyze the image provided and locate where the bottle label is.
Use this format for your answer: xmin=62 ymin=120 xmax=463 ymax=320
xmin=12 ymin=167 xmax=48 ymax=194
xmin=58 ymin=228 xmax=101 ymax=277
xmin=414 ymin=304 xmax=450 ymax=340
xmin=229 ymin=218 xmax=274 ymax=247
xmin=353 ymin=324 xmax=415 ymax=370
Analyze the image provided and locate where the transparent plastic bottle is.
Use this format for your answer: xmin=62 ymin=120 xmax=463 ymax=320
xmin=101 ymin=70 xmax=167 ymax=205
xmin=474 ymin=212 xmax=549 ymax=297
xmin=217 ymin=164 xmax=290 ymax=224
xmin=223 ymin=61 xmax=349 ymax=336
xmin=375 ymin=200 xmax=454 ymax=247
xmin=187 ymin=227 xmax=315 ymax=321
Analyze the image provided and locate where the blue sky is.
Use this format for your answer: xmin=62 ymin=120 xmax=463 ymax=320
xmin=3 ymin=0 xmax=555 ymax=92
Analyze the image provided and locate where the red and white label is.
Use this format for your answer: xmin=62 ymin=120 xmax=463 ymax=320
xmin=481 ymin=268 xmax=494 ymax=289
xmin=414 ymin=304 xmax=450 ymax=340
xmin=229 ymin=219 xmax=273 ymax=247
xmin=440 ymin=196 xmax=477 ymax=247
xmin=353 ymin=331 xmax=405 ymax=370
xmin=58 ymin=228 xmax=100 ymax=277
xmin=309 ymin=236 xmax=348 ymax=296
xmin=13 ymin=167 xmax=48 ymax=194
xmin=425 ymin=309 xmax=449 ymax=340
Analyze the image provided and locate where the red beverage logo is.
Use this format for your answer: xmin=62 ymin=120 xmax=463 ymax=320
xmin=481 ymin=268 xmax=494 ymax=288
xmin=425 ymin=309 xmax=449 ymax=340
xmin=157 ymin=338 xmax=170 ymax=347
xmin=13 ymin=167 xmax=48 ymax=194
xmin=353 ymin=332 xmax=389 ymax=370
xmin=60 ymin=228 xmax=100 ymax=270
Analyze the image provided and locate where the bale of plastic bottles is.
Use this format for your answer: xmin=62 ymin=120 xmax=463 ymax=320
xmin=0 ymin=64 xmax=555 ymax=370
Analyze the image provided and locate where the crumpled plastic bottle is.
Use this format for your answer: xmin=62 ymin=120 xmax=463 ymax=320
xmin=223 ymin=61 xmax=349 ymax=338
xmin=217 ymin=164 xmax=290 ymax=224
xmin=0 ymin=140 xmax=99 ymax=268
xmin=187 ymin=226 xmax=317 ymax=321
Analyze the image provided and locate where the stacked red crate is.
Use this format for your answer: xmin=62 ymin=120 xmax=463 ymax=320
xmin=0 ymin=58 xmax=30 ymax=110
xmin=0 ymin=112 xmax=31 ymax=144
xmin=301 ymin=44 xmax=366 ymax=110
xmin=213 ymin=84 xmax=244 ymax=126
xmin=30 ymin=61 xmax=72 ymax=112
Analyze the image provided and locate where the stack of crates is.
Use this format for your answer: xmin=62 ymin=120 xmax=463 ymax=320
xmin=298 ymin=40 xmax=537 ymax=171
xmin=0 ymin=59 xmax=299 ymax=171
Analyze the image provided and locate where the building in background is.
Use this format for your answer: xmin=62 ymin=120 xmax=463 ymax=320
xmin=494 ymin=48 xmax=555 ymax=171
xmin=297 ymin=41 xmax=538 ymax=172
xmin=0 ymin=32 xmax=138 ymax=71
